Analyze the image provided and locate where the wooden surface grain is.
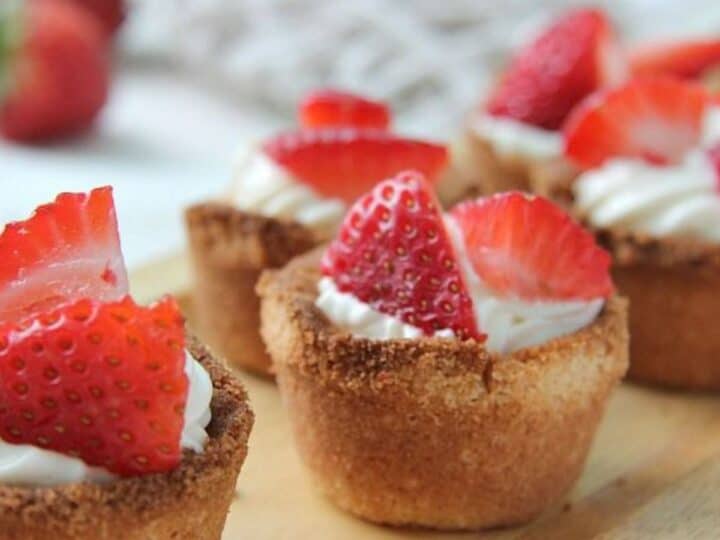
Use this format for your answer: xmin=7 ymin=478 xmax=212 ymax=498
xmin=130 ymin=254 xmax=720 ymax=540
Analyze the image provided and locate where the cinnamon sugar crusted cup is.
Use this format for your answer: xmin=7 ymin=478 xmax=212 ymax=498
xmin=258 ymin=249 xmax=628 ymax=530
xmin=0 ymin=336 xmax=254 ymax=540
xmin=186 ymin=203 xmax=320 ymax=376
xmin=595 ymin=228 xmax=720 ymax=390
xmin=438 ymin=129 xmax=578 ymax=207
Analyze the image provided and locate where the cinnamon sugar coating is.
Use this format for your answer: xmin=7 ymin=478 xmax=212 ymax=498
xmin=258 ymin=249 xmax=628 ymax=529
xmin=0 ymin=335 xmax=254 ymax=540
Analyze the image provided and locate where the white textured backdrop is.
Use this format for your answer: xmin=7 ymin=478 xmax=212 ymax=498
xmin=1 ymin=0 xmax=719 ymax=267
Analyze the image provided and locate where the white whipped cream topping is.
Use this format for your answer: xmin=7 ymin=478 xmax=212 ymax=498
xmin=0 ymin=351 xmax=212 ymax=487
xmin=316 ymin=277 xmax=455 ymax=339
xmin=314 ymin=217 xmax=604 ymax=354
xmin=470 ymin=113 xmax=563 ymax=160
xmin=231 ymin=145 xmax=346 ymax=233
xmin=574 ymin=106 xmax=720 ymax=243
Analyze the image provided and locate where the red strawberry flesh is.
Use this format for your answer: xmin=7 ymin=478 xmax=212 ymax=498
xmin=564 ymin=78 xmax=711 ymax=169
xmin=630 ymin=39 xmax=720 ymax=80
xmin=0 ymin=186 xmax=128 ymax=324
xmin=451 ymin=192 xmax=613 ymax=301
xmin=262 ymin=128 xmax=448 ymax=205
xmin=64 ymin=0 xmax=127 ymax=38
xmin=0 ymin=295 xmax=187 ymax=477
xmin=486 ymin=8 xmax=625 ymax=130
xmin=322 ymin=171 xmax=482 ymax=340
xmin=299 ymin=89 xmax=391 ymax=129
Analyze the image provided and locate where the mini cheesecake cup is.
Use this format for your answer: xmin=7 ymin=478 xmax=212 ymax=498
xmin=596 ymin=228 xmax=720 ymax=390
xmin=258 ymin=249 xmax=628 ymax=530
xmin=0 ymin=336 xmax=254 ymax=540
xmin=438 ymin=128 xmax=577 ymax=208
xmin=186 ymin=203 xmax=320 ymax=376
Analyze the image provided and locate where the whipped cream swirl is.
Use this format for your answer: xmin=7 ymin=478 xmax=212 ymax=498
xmin=314 ymin=217 xmax=604 ymax=354
xmin=574 ymin=106 xmax=720 ymax=243
xmin=231 ymin=146 xmax=346 ymax=233
xmin=0 ymin=351 xmax=213 ymax=487
xmin=316 ymin=278 xmax=455 ymax=339
xmin=470 ymin=113 xmax=563 ymax=160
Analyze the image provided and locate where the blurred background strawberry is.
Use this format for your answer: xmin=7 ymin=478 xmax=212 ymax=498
xmin=0 ymin=0 xmax=111 ymax=141
xmin=63 ymin=0 xmax=126 ymax=38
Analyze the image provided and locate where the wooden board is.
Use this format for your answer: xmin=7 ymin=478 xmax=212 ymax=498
xmin=131 ymin=254 xmax=720 ymax=540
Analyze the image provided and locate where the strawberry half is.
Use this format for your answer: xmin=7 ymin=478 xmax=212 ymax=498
xmin=451 ymin=192 xmax=613 ymax=302
xmin=0 ymin=186 xmax=128 ymax=324
xmin=630 ymin=39 xmax=720 ymax=80
xmin=322 ymin=171 xmax=482 ymax=340
xmin=564 ymin=78 xmax=711 ymax=168
xmin=262 ymin=128 xmax=448 ymax=205
xmin=0 ymin=295 xmax=187 ymax=477
xmin=299 ymin=89 xmax=391 ymax=129
xmin=486 ymin=8 xmax=626 ymax=130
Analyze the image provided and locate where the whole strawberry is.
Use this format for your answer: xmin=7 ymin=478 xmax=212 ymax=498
xmin=62 ymin=0 xmax=126 ymax=38
xmin=0 ymin=0 xmax=110 ymax=142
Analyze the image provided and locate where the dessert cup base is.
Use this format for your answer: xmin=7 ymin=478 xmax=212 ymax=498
xmin=186 ymin=203 xmax=318 ymax=377
xmin=258 ymin=249 xmax=629 ymax=530
xmin=597 ymin=229 xmax=720 ymax=391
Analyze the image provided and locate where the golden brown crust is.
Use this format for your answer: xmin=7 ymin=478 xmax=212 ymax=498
xmin=0 ymin=336 xmax=254 ymax=540
xmin=185 ymin=203 xmax=320 ymax=376
xmin=437 ymin=129 xmax=577 ymax=208
xmin=589 ymin=227 xmax=720 ymax=390
xmin=593 ymin=226 xmax=720 ymax=270
xmin=257 ymin=249 xmax=629 ymax=529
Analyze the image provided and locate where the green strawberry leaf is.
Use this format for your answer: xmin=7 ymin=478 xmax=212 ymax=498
xmin=0 ymin=0 xmax=24 ymax=102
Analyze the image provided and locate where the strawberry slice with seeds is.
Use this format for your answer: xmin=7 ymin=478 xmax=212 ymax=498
xmin=322 ymin=171 xmax=482 ymax=340
xmin=486 ymin=8 xmax=626 ymax=130
xmin=299 ymin=89 xmax=391 ymax=129
xmin=0 ymin=186 xmax=128 ymax=324
xmin=263 ymin=128 xmax=448 ymax=204
xmin=0 ymin=295 xmax=187 ymax=477
xmin=451 ymin=192 xmax=613 ymax=301
xmin=630 ymin=39 xmax=720 ymax=80
xmin=564 ymin=78 xmax=711 ymax=168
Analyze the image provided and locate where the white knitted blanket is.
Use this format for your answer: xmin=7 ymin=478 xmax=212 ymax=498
xmin=123 ymin=0 xmax=720 ymax=136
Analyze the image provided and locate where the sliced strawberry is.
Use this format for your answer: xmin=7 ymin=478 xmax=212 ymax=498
xmin=630 ymin=39 xmax=720 ymax=80
xmin=0 ymin=295 xmax=187 ymax=477
xmin=564 ymin=78 xmax=711 ymax=168
xmin=451 ymin=192 xmax=613 ymax=301
xmin=486 ymin=8 xmax=626 ymax=131
xmin=322 ymin=171 xmax=482 ymax=340
xmin=299 ymin=89 xmax=391 ymax=129
xmin=0 ymin=186 xmax=128 ymax=324
xmin=262 ymin=128 xmax=448 ymax=204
